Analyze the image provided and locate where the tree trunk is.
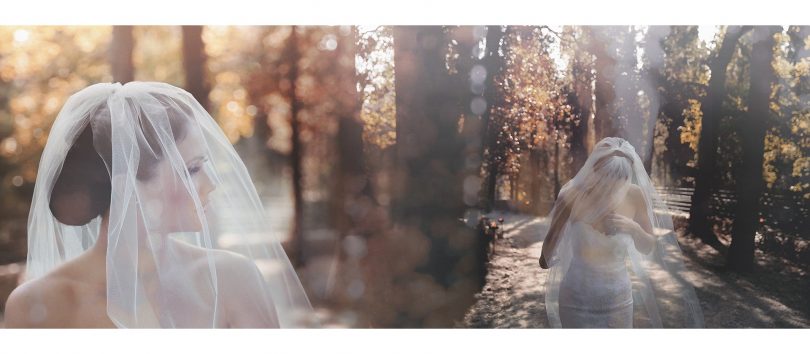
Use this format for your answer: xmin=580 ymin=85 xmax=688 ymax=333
xmin=181 ymin=26 xmax=210 ymax=110
xmin=242 ymin=28 xmax=275 ymax=159
xmin=568 ymin=39 xmax=595 ymax=175
xmin=481 ymin=26 xmax=506 ymax=211
xmin=390 ymin=26 xmax=475 ymax=327
xmin=616 ymin=26 xmax=641 ymax=145
xmin=110 ymin=26 xmax=135 ymax=83
xmin=452 ymin=27 xmax=485 ymax=209
xmin=332 ymin=26 xmax=373 ymax=241
xmin=393 ymin=26 xmax=466 ymax=218
xmin=641 ymin=26 xmax=670 ymax=174
xmin=727 ymin=26 xmax=780 ymax=271
xmin=285 ymin=26 xmax=305 ymax=268
xmin=689 ymin=26 xmax=753 ymax=247
xmin=588 ymin=26 xmax=618 ymax=141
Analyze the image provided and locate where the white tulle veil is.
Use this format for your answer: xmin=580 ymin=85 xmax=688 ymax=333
xmin=25 ymin=82 xmax=312 ymax=327
xmin=543 ymin=137 xmax=704 ymax=328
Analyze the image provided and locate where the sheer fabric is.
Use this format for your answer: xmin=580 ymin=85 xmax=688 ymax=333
xmin=543 ymin=137 xmax=703 ymax=328
xmin=26 ymin=82 xmax=313 ymax=328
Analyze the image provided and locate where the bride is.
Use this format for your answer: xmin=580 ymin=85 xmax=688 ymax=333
xmin=4 ymin=82 xmax=312 ymax=328
xmin=539 ymin=137 xmax=703 ymax=328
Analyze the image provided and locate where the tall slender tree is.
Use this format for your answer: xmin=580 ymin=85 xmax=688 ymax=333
xmin=588 ymin=26 xmax=619 ymax=141
xmin=563 ymin=26 xmax=595 ymax=175
xmin=640 ymin=26 xmax=671 ymax=173
xmin=481 ymin=26 xmax=506 ymax=211
xmin=390 ymin=26 xmax=476 ymax=327
xmin=614 ymin=27 xmax=643 ymax=147
xmin=331 ymin=26 xmax=375 ymax=244
xmin=452 ymin=26 xmax=486 ymax=210
xmin=728 ymin=26 xmax=781 ymax=271
xmin=285 ymin=26 xmax=305 ymax=267
xmin=689 ymin=26 xmax=753 ymax=247
xmin=181 ymin=26 xmax=210 ymax=110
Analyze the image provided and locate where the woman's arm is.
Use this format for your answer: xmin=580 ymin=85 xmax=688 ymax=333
xmin=540 ymin=191 xmax=573 ymax=269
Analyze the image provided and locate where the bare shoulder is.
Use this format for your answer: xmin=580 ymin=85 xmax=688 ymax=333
xmin=4 ymin=273 xmax=76 ymax=328
xmin=175 ymin=243 xmax=263 ymax=284
xmin=210 ymin=249 xmax=262 ymax=280
xmin=627 ymin=184 xmax=647 ymax=205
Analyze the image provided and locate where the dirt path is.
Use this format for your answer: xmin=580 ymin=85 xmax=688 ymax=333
xmin=461 ymin=211 xmax=810 ymax=328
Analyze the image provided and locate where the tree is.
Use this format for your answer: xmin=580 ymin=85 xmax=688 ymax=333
xmin=480 ymin=25 xmax=506 ymax=211
xmin=389 ymin=26 xmax=476 ymax=327
xmin=689 ymin=26 xmax=753 ymax=247
xmin=482 ymin=27 xmax=571 ymax=212
xmin=285 ymin=26 xmax=305 ymax=268
xmin=651 ymin=26 xmax=709 ymax=187
xmin=728 ymin=26 xmax=781 ymax=271
xmin=639 ymin=26 xmax=671 ymax=173
xmin=562 ymin=26 xmax=595 ymax=175
xmin=110 ymin=26 xmax=134 ymax=83
xmin=588 ymin=26 xmax=619 ymax=141
xmin=614 ymin=27 xmax=644 ymax=148
xmin=331 ymin=27 xmax=372 ymax=241
xmin=450 ymin=26 xmax=487 ymax=210
xmin=181 ymin=26 xmax=210 ymax=110
xmin=765 ymin=26 xmax=810 ymax=199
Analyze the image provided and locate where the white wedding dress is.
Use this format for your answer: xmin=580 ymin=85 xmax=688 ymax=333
xmin=558 ymin=221 xmax=633 ymax=328
xmin=543 ymin=137 xmax=704 ymax=328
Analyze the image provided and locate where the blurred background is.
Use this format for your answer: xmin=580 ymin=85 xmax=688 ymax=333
xmin=0 ymin=26 xmax=807 ymax=328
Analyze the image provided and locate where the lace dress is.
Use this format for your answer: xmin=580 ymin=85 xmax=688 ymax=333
xmin=558 ymin=221 xmax=634 ymax=328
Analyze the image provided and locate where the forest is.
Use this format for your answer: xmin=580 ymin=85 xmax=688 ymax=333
xmin=0 ymin=25 xmax=807 ymax=327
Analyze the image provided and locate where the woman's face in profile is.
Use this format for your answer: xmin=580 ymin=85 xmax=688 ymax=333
xmin=140 ymin=127 xmax=218 ymax=234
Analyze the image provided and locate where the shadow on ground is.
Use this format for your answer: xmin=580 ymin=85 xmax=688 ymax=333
xmin=460 ymin=211 xmax=810 ymax=328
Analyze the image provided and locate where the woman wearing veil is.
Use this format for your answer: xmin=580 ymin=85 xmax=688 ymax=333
xmin=539 ymin=137 xmax=703 ymax=328
xmin=4 ymin=82 xmax=313 ymax=328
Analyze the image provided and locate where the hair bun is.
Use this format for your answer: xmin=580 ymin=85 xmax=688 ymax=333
xmin=49 ymin=122 xmax=111 ymax=226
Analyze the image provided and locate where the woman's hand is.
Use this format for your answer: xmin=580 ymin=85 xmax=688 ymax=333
xmin=606 ymin=212 xmax=657 ymax=254
xmin=604 ymin=213 xmax=643 ymax=236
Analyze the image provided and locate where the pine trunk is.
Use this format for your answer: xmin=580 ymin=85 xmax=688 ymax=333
xmin=286 ymin=27 xmax=305 ymax=267
xmin=727 ymin=26 xmax=780 ymax=271
xmin=588 ymin=26 xmax=618 ymax=141
xmin=181 ymin=26 xmax=210 ymax=110
xmin=390 ymin=26 xmax=476 ymax=327
xmin=481 ymin=26 xmax=506 ymax=211
xmin=689 ymin=26 xmax=753 ymax=247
